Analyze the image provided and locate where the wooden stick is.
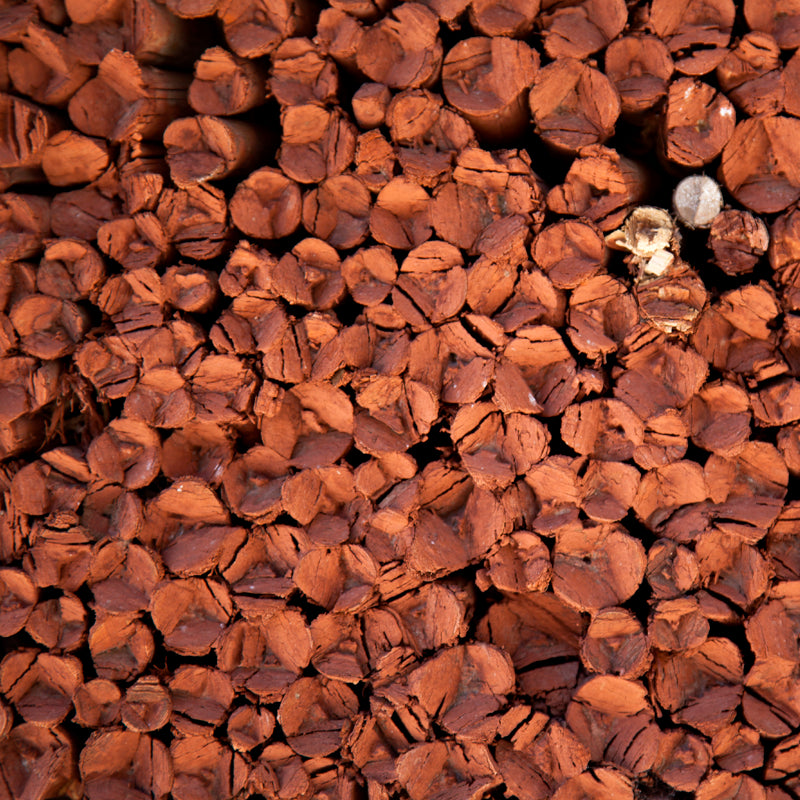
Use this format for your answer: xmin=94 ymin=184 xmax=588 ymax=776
xmin=229 ymin=167 xmax=302 ymax=240
xmin=163 ymin=115 xmax=265 ymax=187
xmin=528 ymin=58 xmax=620 ymax=153
xmin=189 ymin=46 xmax=267 ymax=116
xmin=468 ymin=0 xmax=539 ymax=37
xmin=40 ymin=131 xmax=110 ymax=187
xmin=720 ymin=117 xmax=800 ymax=214
xmin=356 ymin=3 xmax=443 ymax=89
xmin=68 ymin=49 xmax=191 ymax=142
xmin=269 ymin=37 xmax=338 ymax=107
xmin=442 ymin=37 xmax=538 ymax=142
xmin=662 ymin=78 xmax=735 ymax=168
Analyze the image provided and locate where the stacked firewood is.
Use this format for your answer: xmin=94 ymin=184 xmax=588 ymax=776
xmin=2 ymin=0 xmax=800 ymax=798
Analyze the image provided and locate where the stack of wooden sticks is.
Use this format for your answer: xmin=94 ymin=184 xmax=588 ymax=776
xmin=2 ymin=0 xmax=800 ymax=798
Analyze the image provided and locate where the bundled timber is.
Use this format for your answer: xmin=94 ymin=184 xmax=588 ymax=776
xmin=1 ymin=3 xmax=799 ymax=800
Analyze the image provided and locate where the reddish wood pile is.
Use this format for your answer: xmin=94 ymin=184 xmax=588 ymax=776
xmin=2 ymin=1 xmax=800 ymax=799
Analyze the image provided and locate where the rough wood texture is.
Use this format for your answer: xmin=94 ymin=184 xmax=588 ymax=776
xmin=0 ymin=2 xmax=796 ymax=799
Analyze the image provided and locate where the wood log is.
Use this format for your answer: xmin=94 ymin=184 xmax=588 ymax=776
xmin=277 ymin=103 xmax=356 ymax=184
xmin=650 ymin=0 xmax=735 ymax=75
xmin=745 ymin=0 xmax=800 ymax=49
xmin=302 ymin=174 xmax=371 ymax=249
xmin=163 ymin=115 xmax=265 ymax=188
xmin=663 ymin=78 xmax=735 ymax=168
xmin=441 ymin=37 xmax=538 ymax=142
xmin=605 ymin=35 xmax=674 ymax=115
xmin=721 ymin=117 xmax=800 ymax=214
xmin=218 ymin=0 xmax=315 ymax=59
xmin=68 ymin=50 xmax=190 ymax=143
xmin=717 ymin=32 xmax=783 ymax=117
xmin=467 ymin=0 xmax=538 ymax=37
xmin=269 ymin=37 xmax=337 ymax=107
xmin=540 ymin=0 xmax=627 ymax=60
xmin=528 ymin=58 xmax=620 ymax=153
xmin=356 ymin=3 xmax=442 ymax=89
xmin=188 ymin=46 xmax=267 ymax=115
xmin=8 ymin=27 xmax=91 ymax=108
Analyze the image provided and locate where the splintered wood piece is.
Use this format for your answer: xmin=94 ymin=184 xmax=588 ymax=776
xmin=163 ymin=263 xmax=219 ymax=312
xmin=646 ymin=539 xmax=700 ymax=599
xmin=164 ymin=0 xmax=220 ymax=17
xmin=87 ymin=540 xmax=163 ymax=614
xmin=528 ymin=59 xmax=620 ymax=153
xmin=552 ymin=767 xmax=634 ymax=800
xmin=0 ymin=649 xmax=82 ymax=725
xmin=0 ymin=93 xmax=58 ymax=170
xmin=354 ymin=129 xmax=396 ymax=192
xmin=356 ymin=3 xmax=442 ymax=89
xmin=552 ymin=524 xmax=646 ymax=613
xmin=124 ymin=0 xmax=207 ymax=66
xmin=649 ymin=596 xmax=709 ymax=652
xmin=579 ymin=460 xmax=640 ymax=523
xmin=712 ymin=724 xmax=764 ymax=774
xmin=605 ymin=35 xmax=674 ymax=115
xmin=50 ymin=170 xmax=122 ymax=240
xmin=441 ymin=37 xmax=538 ymax=142
xmin=189 ymin=46 xmax=266 ymax=115
xmin=79 ymin=729 xmax=172 ymax=800
xmin=352 ymin=82 xmax=391 ymax=130
xmin=0 ymin=194 xmax=51 ymax=263
xmin=709 ymin=210 xmax=769 ymax=275
xmin=278 ymin=676 xmax=359 ymax=757
xmin=122 ymin=676 xmax=171 ymax=732
xmin=38 ymin=238 xmax=105 ymax=301
xmin=73 ymin=678 xmax=122 ymax=728
xmin=341 ymin=245 xmax=397 ymax=306
xmin=24 ymin=522 xmax=92 ymax=590
xmin=294 ymin=545 xmax=378 ymax=612
xmin=540 ymin=0 xmax=627 ymax=60
xmin=0 ymin=724 xmax=78 ymax=800
xmin=745 ymin=0 xmax=800 ymax=49
xmin=721 ymin=117 xmax=800 ymax=214
xmin=467 ymin=0 xmax=539 ymax=37
xmin=393 ymin=240 xmax=467 ymax=325
xmin=150 ymin=578 xmax=233 ymax=656
xmin=0 ymin=567 xmax=37 ymax=636
xmin=163 ymin=115 xmax=264 ymax=187
xmin=227 ymin=705 xmax=275 ymax=752
xmin=580 ymin=607 xmax=650 ymax=679
xmin=650 ymin=0 xmax=735 ymax=75
xmin=88 ymin=612 xmax=154 ymax=680
xmin=25 ymin=592 xmax=87 ymax=651
xmin=503 ymin=326 xmax=578 ymax=417
xmin=531 ymin=219 xmax=607 ymax=289
xmin=64 ymin=0 xmax=124 ymax=23
xmin=68 ymin=50 xmax=191 ymax=142
xmin=302 ymin=174 xmax=371 ymax=249
xmin=314 ymin=7 xmax=364 ymax=71
xmin=633 ymin=460 xmax=708 ymax=527
xmin=370 ymin=178 xmax=432 ymax=249
xmin=277 ymin=104 xmax=356 ymax=185
xmin=386 ymin=88 xmax=476 ymax=151
xmin=229 ymin=167 xmax=301 ymax=240
xmin=696 ymin=772 xmax=766 ymax=800
xmin=218 ymin=0 xmax=314 ymax=58
xmin=547 ymin=145 xmax=647 ymax=231
xmin=663 ymin=78 xmax=736 ymax=168
xmin=717 ymin=32 xmax=783 ymax=118
xmin=156 ymin=183 xmax=230 ymax=259
xmin=169 ymin=665 xmax=233 ymax=732
xmin=654 ymin=730 xmax=711 ymax=791
xmin=86 ymin=418 xmax=160 ymax=489
xmin=396 ymin=742 xmax=500 ymax=800
xmin=269 ymin=37 xmax=337 ymax=107
xmin=653 ymin=637 xmax=743 ymax=735
xmin=566 ymin=675 xmax=658 ymax=774
xmin=40 ymin=131 xmax=110 ymax=187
